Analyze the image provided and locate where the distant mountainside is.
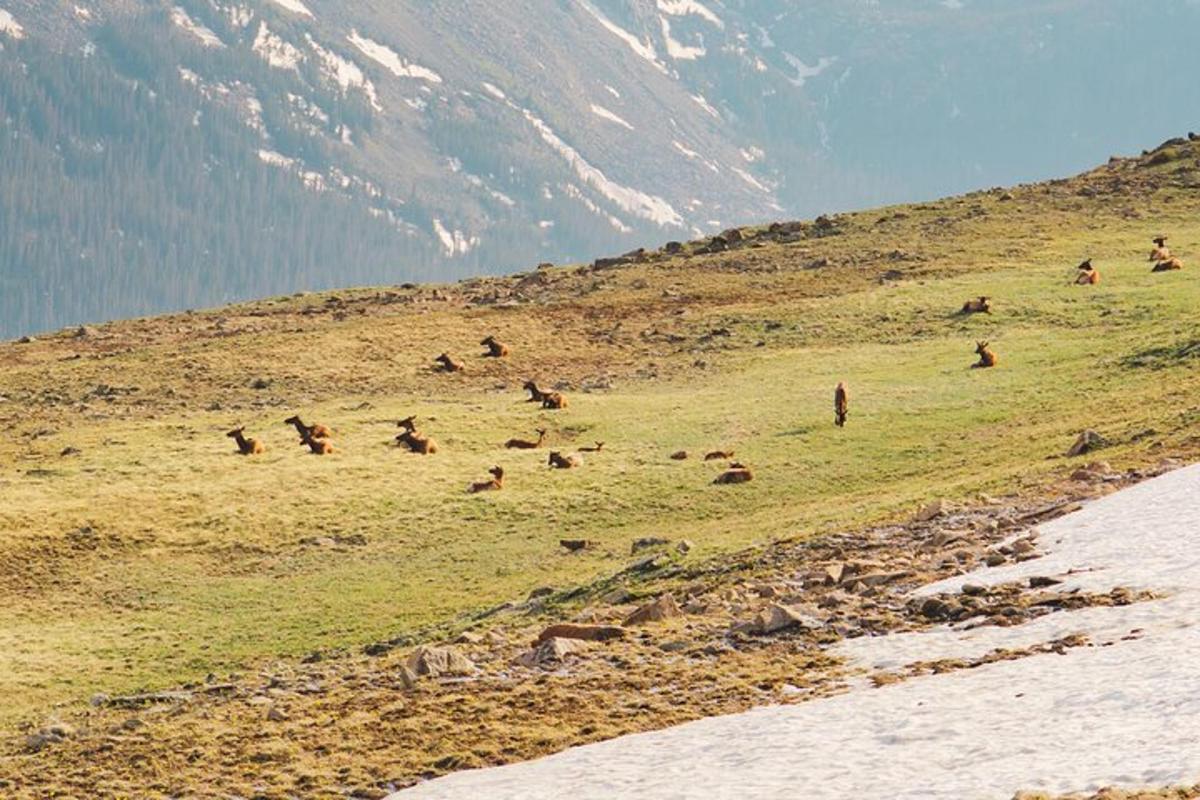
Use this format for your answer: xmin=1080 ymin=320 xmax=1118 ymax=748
xmin=2 ymin=0 xmax=1199 ymax=337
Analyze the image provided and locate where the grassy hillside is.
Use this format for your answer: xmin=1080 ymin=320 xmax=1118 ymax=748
xmin=2 ymin=136 xmax=1200 ymax=793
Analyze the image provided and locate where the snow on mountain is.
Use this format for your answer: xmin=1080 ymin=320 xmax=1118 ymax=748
xmin=393 ymin=463 xmax=1200 ymax=799
xmin=0 ymin=7 xmax=24 ymax=38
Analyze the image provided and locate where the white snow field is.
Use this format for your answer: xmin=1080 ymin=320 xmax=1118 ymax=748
xmin=394 ymin=463 xmax=1200 ymax=799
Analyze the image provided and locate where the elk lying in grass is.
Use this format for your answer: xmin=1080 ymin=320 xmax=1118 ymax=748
xmin=713 ymin=462 xmax=753 ymax=484
xmin=481 ymin=335 xmax=510 ymax=358
xmin=523 ymin=380 xmax=547 ymax=403
xmin=468 ymin=466 xmax=504 ymax=493
xmin=396 ymin=416 xmax=438 ymax=454
xmin=541 ymin=391 xmax=568 ymax=410
xmin=548 ymin=451 xmax=582 ymax=469
xmin=835 ymin=382 xmax=849 ymax=428
xmin=505 ymin=428 xmax=546 ymax=449
xmin=959 ymin=296 xmax=991 ymax=314
xmin=299 ymin=430 xmax=335 ymax=455
xmin=1152 ymin=256 xmax=1184 ymax=272
xmin=973 ymin=341 xmax=998 ymax=368
xmin=1149 ymin=236 xmax=1171 ymax=262
xmin=1075 ymin=264 xmax=1100 ymax=285
xmin=285 ymin=415 xmax=331 ymax=440
xmin=435 ymin=353 xmax=465 ymax=372
xmin=704 ymin=450 xmax=734 ymax=461
xmin=227 ymin=427 xmax=265 ymax=455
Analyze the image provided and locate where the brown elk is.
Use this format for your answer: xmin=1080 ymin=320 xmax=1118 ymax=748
xmin=713 ymin=463 xmax=753 ymax=484
xmin=1152 ymin=256 xmax=1184 ymax=272
xmin=505 ymin=428 xmax=546 ymax=449
xmin=973 ymin=341 xmax=998 ymax=368
xmin=548 ymin=451 xmax=582 ymax=469
xmin=299 ymin=429 xmax=335 ymax=455
xmin=1149 ymin=236 xmax=1171 ymax=262
xmin=285 ymin=415 xmax=331 ymax=440
xmin=481 ymin=335 xmax=510 ymax=358
xmin=468 ymin=466 xmax=504 ymax=493
xmin=1075 ymin=264 xmax=1100 ymax=285
xmin=541 ymin=391 xmax=568 ymax=410
xmin=704 ymin=450 xmax=734 ymax=461
xmin=522 ymin=380 xmax=547 ymax=403
xmin=834 ymin=382 xmax=849 ymax=428
xmin=226 ymin=427 xmax=265 ymax=455
xmin=960 ymin=296 xmax=991 ymax=314
xmin=395 ymin=416 xmax=438 ymax=454
xmin=435 ymin=353 xmax=465 ymax=372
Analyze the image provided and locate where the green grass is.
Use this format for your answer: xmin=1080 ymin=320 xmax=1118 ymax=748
xmin=3 ymin=147 xmax=1200 ymax=724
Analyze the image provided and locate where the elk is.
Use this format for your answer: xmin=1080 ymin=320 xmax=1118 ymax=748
xmin=834 ymin=382 xmax=849 ymax=428
xmin=481 ymin=335 xmax=510 ymax=358
xmin=285 ymin=415 xmax=331 ymax=440
xmin=548 ymin=451 xmax=582 ymax=469
xmin=522 ymin=380 xmax=547 ymax=403
xmin=468 ymin=466 xmax=504 ymax=493
xmin=226 ymin=427 xmax=265 ymax=455
xmin=704 ymin=450 xmax=734 ymax=461
xmin=541 ymin=391 xmax=568 ymax=410
xmin=299 ymin=429 xmax=335 ymax=455
xmin=959 ymin=296 xmax=991 ymax=314
xmin=395 ymin=416 xmax=438 ymax=454
xmin=973 ymin=341 xmax=998 ymax=369
xmin=435 ymin=353 xmax=465 ymax=372
xmin=397 ymin=429 xmax=439 ymax=454
xmin=1152 ymin=256 xmax=1184 ymax=272
xmin=1075 ymin=264 xmax=1100 ymax=285
xmin=713 ymin=463 xmax=753 ymax=485
xmin=1149 ymin=236 xmax=1171 ymax=262
xmin=505 ymin=428 xmax=546 ymax=450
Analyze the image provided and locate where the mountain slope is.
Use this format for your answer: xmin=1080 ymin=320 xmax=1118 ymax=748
xmin=3 ymin=0 xmax=1200 ymax=337
xmin=1 ymin=135 xmax=1200 ymax=796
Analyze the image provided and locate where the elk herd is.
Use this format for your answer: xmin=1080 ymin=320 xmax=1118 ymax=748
xmin=226 ymin=234 xmax=1187 ymax=493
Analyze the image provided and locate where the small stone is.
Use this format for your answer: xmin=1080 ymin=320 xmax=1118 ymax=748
xmin=823 ymin=563 xmax=847 ymax=585
xmin=517 ymin=637 xmax=587 ymax=667
xmin=559 ymin=539 xmax=591 ymax=552
xmin=266 ymin=706 xmax=288 ymax=723
xmin=915 ymin=498 xmax=954 ymax=522
xmin=669 ymin=450 xmax=689 ymax=460
xmin=397 ymin=665 xmax=419 ymax=690
xmin=961 ymin=584 xmax=987 ymax=596
xmin=919 ymin=597 xmax=954 ymax=621
xmin=675 ymin=539 xmax=694 ymax=555
xmin=535 ymin=623 xmax=627 ymax=644
xmin=754 ymin=604 xmax=822 ymax=635
xmin=623 ymin=594 xmax=682 ymax=626
xmin=985 ymin=554 xmax=1007 ymax=567
xmin=406 ymin=646 xmax=475 ymax=678
xmin=1029 ymin=576 xmax=1062 ymax=589
xmin=1067 ymin=430 xmax=1108 ymax=457
xmin=600 ymin=586 xmax=633 ymax=605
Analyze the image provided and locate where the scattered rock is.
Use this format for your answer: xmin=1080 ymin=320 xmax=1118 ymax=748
xmin=752 ymin=604 xmax=822 ymax=635
xmin=822 ymin=563 xmax=847 ymax=585
xmin=397 ymin=665 xmax=419 ymax=690
xmin=599 ymin=586 xmax=633 ymax=605
xmin=535 ymin=623 xmax=627 ymax=644
xmin=669 ymin=450 xmax=689 ymax=460
xmin=961 ymin=583 xmax=987 ymax=596
xmin=631 ymin=537 xmax=671 ymax=554
xmin=915 ymin=498 xmax=955 ymax=522
xmin=1029 ymin=576 xmax=1062 ymax=589
xmin=1067 ymin=430 xmax=1108 ymax=457
xmin=675 ymin=539 xmax=694 ymax=555
xmin=985 ymin=553 xmax=1007 ymax=567
xmin=527 ymin=586 xmax=555 ymax=601
xmin=250 ymin=377 xmax=271 ymax=390
xmin=517 ymin=637 xmax=587 ymax=667
xmin=919 ymin=597 xmax=956 ymax=621
xmin=405 ymin=646 xmax=475 ymax=678
xmin=266 ymin=706 xmax=288 ymax=723
xmin=623 ymin=594 xmax=682 ymax=626
xmin=559 ymin=539 xmax=591 ymax=552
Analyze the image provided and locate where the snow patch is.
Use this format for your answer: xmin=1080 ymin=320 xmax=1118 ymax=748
xmin=590 ymin=104 xmax=633 ymax=131
xmin=253 ymin=22 xmax=302 ymax=70
xmin=731 ymin=166 xmax=771 ymax=193
xmin=659 ymin=16 xmax=705 ymax=60
xmin=481 ymin=82 xmax=506 ymax=100
xmin=171 ymin=7 xmax=224 ymax=47
xmin=306 ymin=35 xmax=381 ymax=111
xmin=690 ymin=93 xmax=720 ymax=119
xmin=224 ymin=5 xmax=253 ymax=28
xmin=258 ymin=149 xmax=295 ymax=168
xmin=393 ymin=463 xmax=1200 ymax=800
xmin=579 ymin=0 xmax=665 ymax=73
xmin=432 ymin=220 xmax=479 ymax=257
xmin=0 ymin=8 xmax=23 ymax=38
xmin=73 ymin=6 xmax=92 ymax=21
xmin=267 ymin=0 xmax=311 ymax=17
xmin=348 ymin=31 xmax=442 ymax=82
xmin=655 ymin=0 xmax=722 ymax=28
xmin=517 ymin=105 xmax=681 ymax=227
xmin=672 ymin=140 xmax=719 ymax=173
xmin=783 ymin=52 xmax=836 ymax=88
xmin=604 ymin=84 xmax=621 ymax=99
